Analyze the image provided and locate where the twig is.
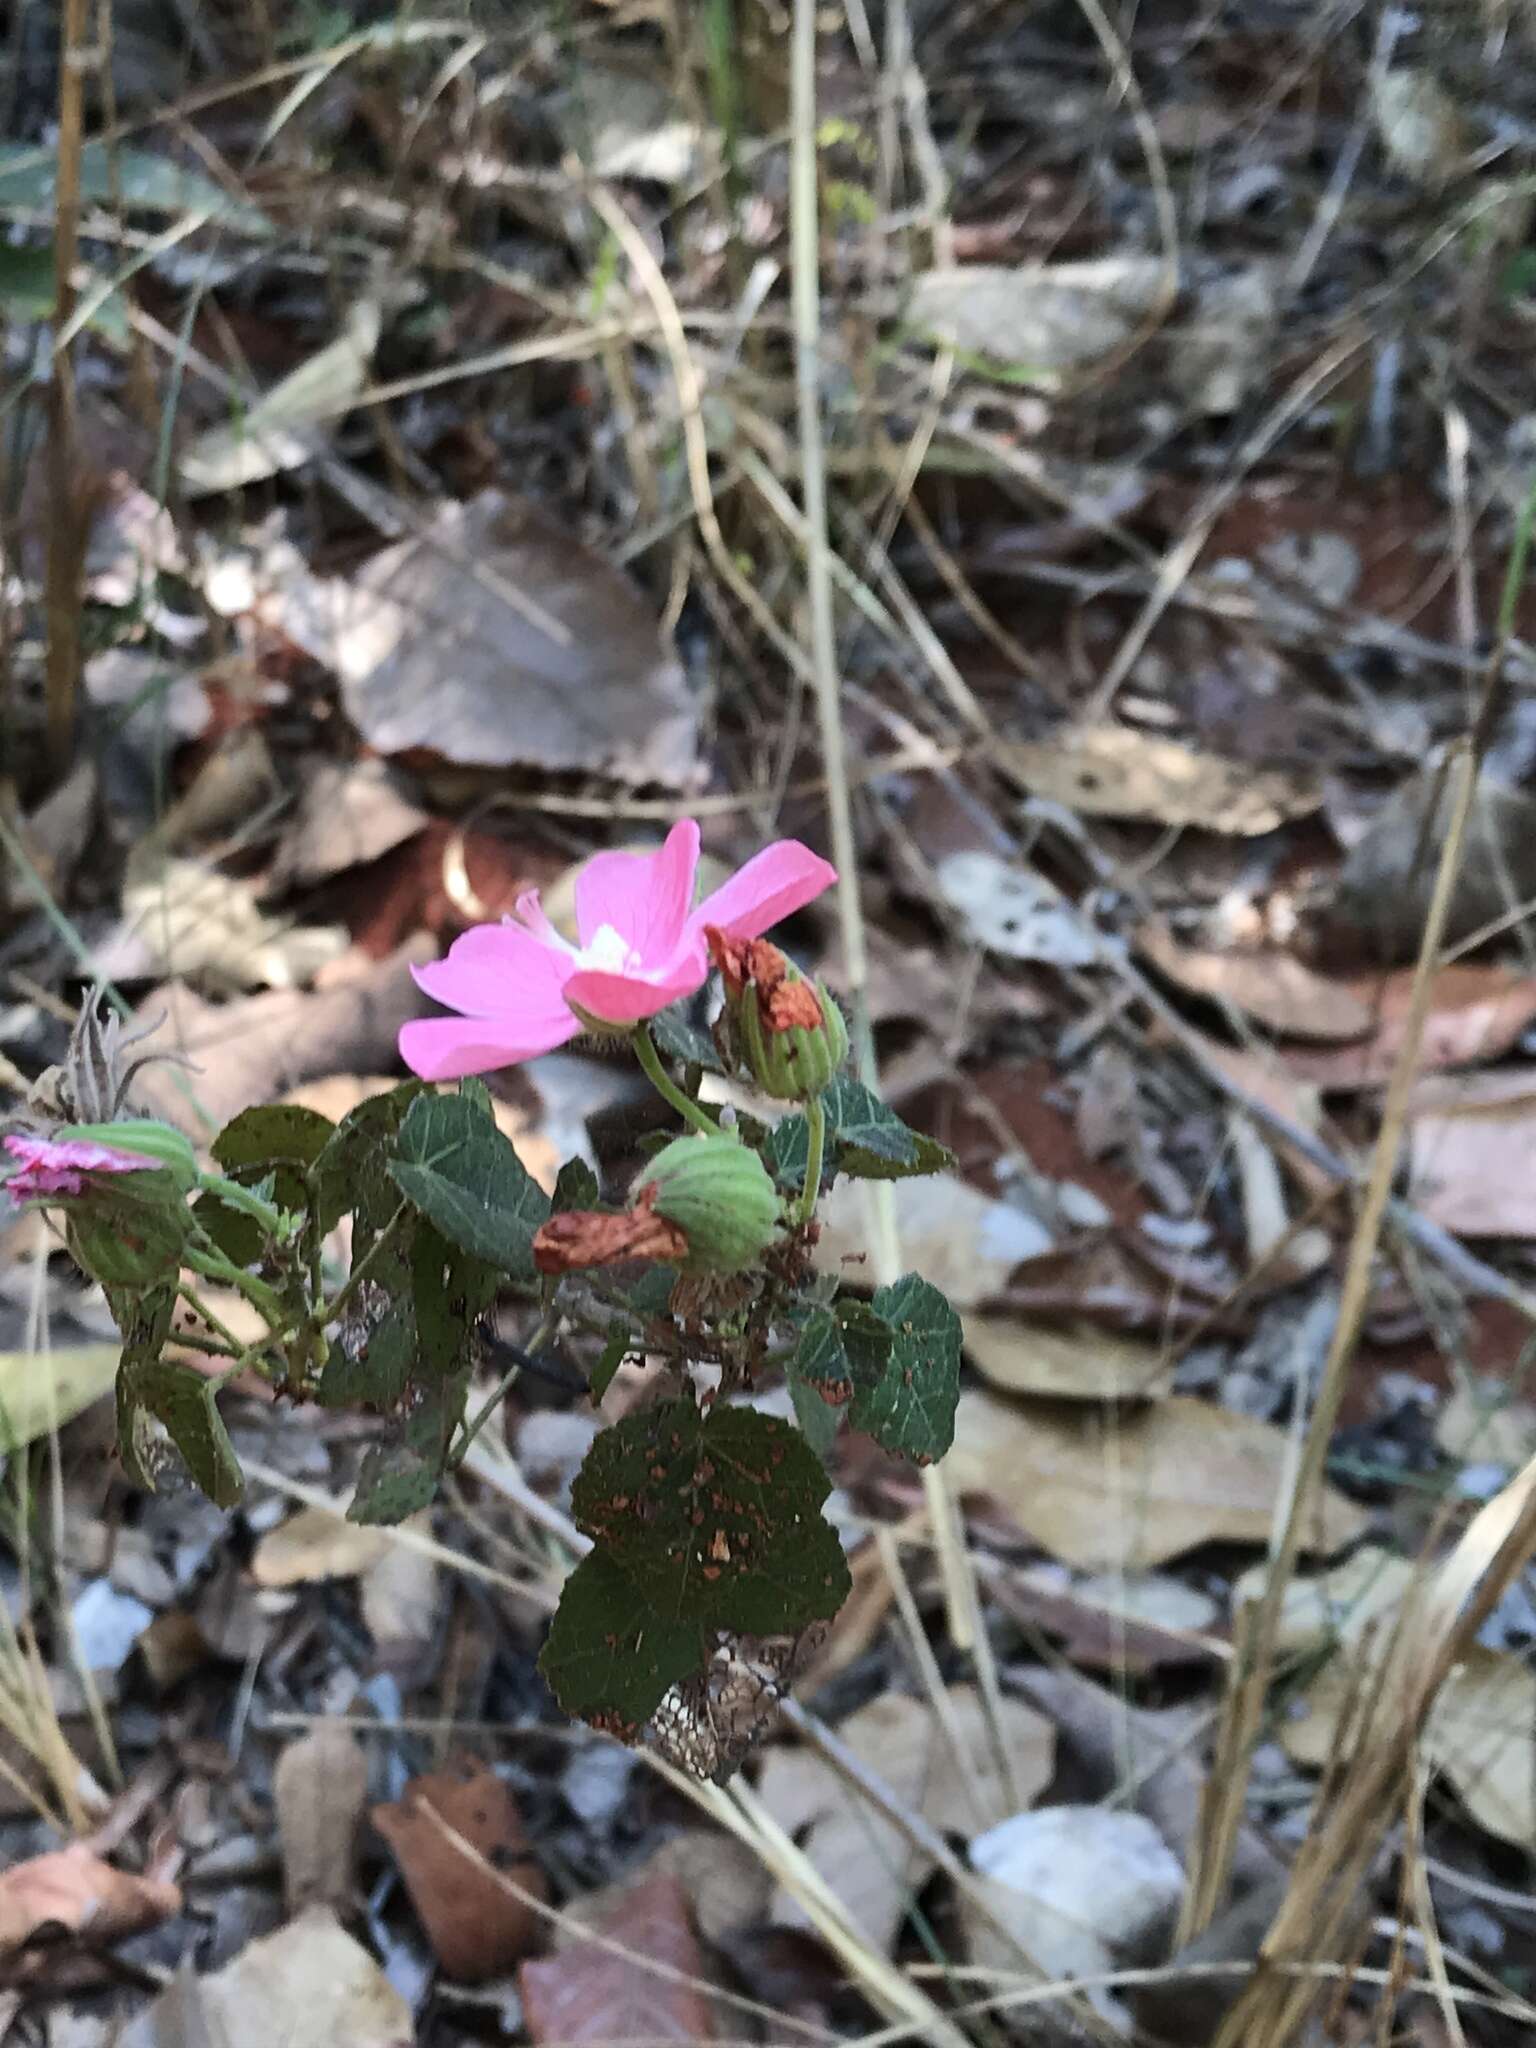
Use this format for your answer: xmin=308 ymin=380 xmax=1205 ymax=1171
xmin=42 ymin=0 xmax=90 ymax=779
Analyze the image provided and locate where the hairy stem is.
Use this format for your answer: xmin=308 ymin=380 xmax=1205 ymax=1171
xmin=797 ymin=1095 xmax=826 ymax=1225
xmin=634 ymin=1025 xmax=721 ymax=1136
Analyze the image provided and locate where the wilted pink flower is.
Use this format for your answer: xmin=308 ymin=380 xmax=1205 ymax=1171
xmin=3 ymin=1133 xmax=160 ymax=1203
xmin=399 ymin=819 xmax=836 ymax=1080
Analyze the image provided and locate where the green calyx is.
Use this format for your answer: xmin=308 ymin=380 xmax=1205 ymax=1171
xmin=640 ymin=1135 xmax=781 ymax=1272
xmin=737 ymin=979 xmax=849 ymax=1103
xmin=58 ymin=1119 xmax=200 ymax=1192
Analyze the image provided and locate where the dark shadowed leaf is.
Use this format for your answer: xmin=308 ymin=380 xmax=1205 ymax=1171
xmin=203 ymin=1102 xmax=338 ymax=1258
xmin=572 ymin=1400 xmax=851 ymax=1632
xmin=787 ymin=1300 xmax=893 ymax=1455
xmin=538 ymin=1551 xmax=705 ymax=1736
xmin=854 ymin=1274 xmax=962 ymax=1463
xmin=117 ymin=1286 xmax=242 ymax=1510
xmin=553 ymin=1158 xmax=602 ymax=1214
xmin=649 ymin=1007 xmax=725 ymax=1074
xmin=389 ymin=1092 xmax=550 ymax=1279
xmin=589 ymin=1322 xmax=632 ymax=1403
xmin=767 ymin=1079 xmax=954 ymax=1191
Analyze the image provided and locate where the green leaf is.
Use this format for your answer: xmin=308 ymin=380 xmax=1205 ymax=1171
xmin=389 ymin=1092 xmax=551 ymax=1280
xmin=617 ymin=1266 xmax=678 ymax=1319
xmin=0 ymin=142 xmax=272 ymax=231
xmin=115 ymin=1287 xmax=242 ymax=1509
xmin=649 ymin=1007 xmax=725 ymax=1074
xmin=790 ymin=1301 xmax=891 ymax=1409
xmin=553 ymin=1158 xmax=601 ymax=1214
xmin=0 ymin=245 xmax=128 ymax=340
xmin=589 ymin=1321 xmax=632 ymax=1402
xmin=314 ymin=1082 xmax=427 ymax=1239
xmin=203 ymin=1103 xmax=338 ymax=1259
xmin=348 ymin=1439 xmax=438 ymax=1525
xmin=538 ymin=1551 xmax=705 ymax=1738
xmin=571 ymin=1400 xmax=851 ymax=1633
xmin=65 ymin=1170 xmax=191 ymax=1291
xmin=787 ymin=1372 xmax=843 ymax=1461
xmin=853 ymin=1274 xmax=962 ymax=1464
xmin=767 ymin=1078 xmax=954 ymax=1191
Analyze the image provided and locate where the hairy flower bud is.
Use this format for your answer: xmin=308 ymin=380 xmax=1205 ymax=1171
xmin=706 ymin=929 xmax=848 ymax=1102
xmin=639 ymin=1135 xmax=781 ymax=1272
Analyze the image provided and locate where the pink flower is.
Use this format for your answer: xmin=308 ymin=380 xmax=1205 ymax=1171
xmin=399 ymin=819 xmax=837 ymax=1081
xmin=4 ymin=1133 xmax=160 ymax=1203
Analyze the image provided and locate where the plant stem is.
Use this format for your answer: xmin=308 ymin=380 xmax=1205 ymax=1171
xmin=797 ymin=1095 xmax=826 ymax=1225
xmin=451 ymin=1315 xmax=557 ymax=1467
xmin=181 ymin=1244 xmax=288 ymax=1332
xmin=312 ymin=1201 xmax=410 ymax=1331
xmin=634 ymin=1026 xmax=721 ymax=1136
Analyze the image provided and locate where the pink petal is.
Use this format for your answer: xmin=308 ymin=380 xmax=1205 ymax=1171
xmin=513 ymin=890 xmax=574 ymax=953
xmin=4 ymin=1135 xmax=156 ymax=1175
xmin=575 ymin=819 xmax=700 ymax=960
xmin=399 ymin=1012 xmax=580 ymax=1081
xmin=412 ymin=923 xmax=574 ymax=1025
xmin=688 ymin=840 xmax=836 ymax=942
xmin=563 ymin=950 xmax=709 ymax=1026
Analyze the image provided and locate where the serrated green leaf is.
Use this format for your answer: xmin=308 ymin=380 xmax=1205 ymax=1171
xmin=852 ymin=1274 xmax=962 ymax=1463
xmin=589 ymin=1321 xmax=631 ymax=1402
xmin=348 ymin=1439 xmax=438 ymax=1525
xmin=553 ymin=1158 xmax=601 ymax=1213
xmin=314 ymin=1082 xmax=426 ymax=1240
xmin=116 ymin=1291 xmax=242 ymax=1510
xmin=787 ymin=1302 xmax=892 ymax=1462
xmin=65 ymin=1170 xmax=191 ymax=1291
xmin=788 ymin=1372 xmax=843 ymax=1461
xmin=204 ymin=1102 xmax=337 ymax=1258
xmin=389 ymin=1092 xmax=550 ymax=1279
xmin=572 ymin=1399 xmax=851 ymax=1633
xmin=767 ymin=1078 xmax=951 ymax=1190
xmin=538 ymin=1551 xmax=705 ymax=1737
xmin=649 ymin=1007 xmax=725 ymax=1074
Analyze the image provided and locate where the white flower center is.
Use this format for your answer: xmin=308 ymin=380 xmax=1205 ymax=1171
xmin=578 ymin=923 xmax=641 ymax=974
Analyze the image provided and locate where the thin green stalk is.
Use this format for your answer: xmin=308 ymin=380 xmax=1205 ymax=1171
xmin=311 ymin=1200 xmax=411 ymax=1331
xmin=797 ymin=1095 xmax=826 ymax=1225
xmin=634 ymin=1025 xmax=721 ymax=1136
xmin=452 ymin=1314 xmax=557 ymax=1468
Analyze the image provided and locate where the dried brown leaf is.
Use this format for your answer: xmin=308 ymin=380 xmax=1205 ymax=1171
xmin=372 ymin=1755 xmax=545 ymax=1982
xmin=519 ymin=1870 xmax=717 ymax=2044
xmin=1001 ymin=727 xmax=1320 ymax=835
xmin=0 ymin=1845 xmax=181 ymax=1980
xmin=962 ymin=1315 xmax=1172 ymax=1402
xmin=946 ymin=1388 xmax=1366 ymax=1569
xmin=251 ymin=1509 xmax=390 ymax=1590
xmin=274 ymin=1723 xmax=368 ymax=1919
xmin=1138 ymin=921 xmax=1372 ymax=1042
xmin=1281 ymin=966 xmax=1536 ymax=1092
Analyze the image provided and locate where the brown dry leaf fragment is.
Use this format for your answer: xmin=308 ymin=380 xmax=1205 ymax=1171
xmin=0 ymin=1844 xmax=181 ymax=1979
xmin=1315 ymin=772 xmax=1536 ymax=969
xmin=359 ymin=1514 xmax=442 ymax=1662
xmin=128 ymin=942 xmax=437 ymax=1132
xmin=519 ymin=1870 xmax=717 ymax=2045
xmin=758 ymin=1686 xmax=1054 ymax=1954
xmin=1001 ymin=726 xmax=1321 ymax=835
xmin=963 ymin=1315 xmax=1171 ymax=1402
xmin=990 ymin=1567 xmax=1221 ymax=1675
xmin=1280 ymin=965 xmax=1536 ymax=1092
xmin=909 ymin=257 xmax=1167 ymax=383
xmin=120 ymin=1905 xmax=412 ymax=2048
xmin=251 ymin=1508 xmax=390 ymax=1590
xmin=1255 ymin=1550 xmax=1536 ymax=1850
xmin=321 ymin=491 xmax=698 ymax=787
xmin=274 ymin=1722 xmax=368 ymax=1919
xmin=372 ymin=1755 xmax=545 ymax=1982
xmin=97 ymin=856 xmax=348 ymax=995
xmin=946 ymin=1389 xmax=1366 ymax=1570
xmin=267 ymin=759 xmax=428 ymax=893
xmin=1406 ymin=1067 xmax=1536 ymax=1238
xmin=597 ymin=1830 xmax=771 ymax=1950
xmin=532 ymin=1204 xmax=689 ymax=1275
xmin=1137 ymin=921 xmax=1372 ymax=1043
xmin=814 ymin=1175 xmax=1051 ymax=1309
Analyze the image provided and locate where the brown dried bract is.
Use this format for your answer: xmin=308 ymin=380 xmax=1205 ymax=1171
xmin=532 ymin=1200 xmax=688 ymax=1275
xmin=704 ymin=927 xmax=823 ymax=1033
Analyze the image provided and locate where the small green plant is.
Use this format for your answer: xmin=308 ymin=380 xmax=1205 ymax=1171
xmin=4 ymin=823 xmax=962 ymax=1779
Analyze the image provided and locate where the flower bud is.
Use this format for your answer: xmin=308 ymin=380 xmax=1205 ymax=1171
xmin=57 ymin=1120 xmax=200 ymax=1193
xmin=639 ymin=1135 xmax=781 ymax=1272
xmin=705 ymin=929 xmax=848 ymax=1102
